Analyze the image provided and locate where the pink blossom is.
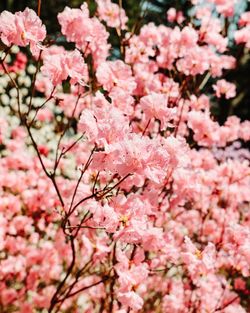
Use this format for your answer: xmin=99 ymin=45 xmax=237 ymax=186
xmin=93 ymin=134 xmax=170 ymax=184
xmin=182 ymin=237 xmax=216 ymax=280
xmin=166 ymin=8 xmax=185 ymax=24
xmin=209 ymin=0 xmax=237 ymax=17
xmin=0 ymin=8 xmax=46 ymax=56
xmin=140 ymin=93 xmax=176 ymax=130
xmin=118 ymin=291 xmax=144 ymax=311
xmin=235 ymin=26 xmax=250 ymax=49
xmin=96 ymin=0 xmax=128 ymax=29
xmin=166 ymin=8 xmax=177 ymax=23
xmin=213 ymin=79 xmax=236 ymax=99
xmin=41 ymin=49 xmax=88 ymax=86
xmin=96 ymin=60 xmax=136 ymax=94
xmin=0 ymin=2 xmax=250 ymax=313
xmin=79 ymin=93 xmax=129 ymax=145
xmin=58 ymin=4 xmax=110 ymax=67
xmin=238 ymin=12 xmax=250 ymax=27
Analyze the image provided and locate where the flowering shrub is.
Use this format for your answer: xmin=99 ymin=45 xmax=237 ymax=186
xmin=0 ymin=0 xmax=250 ymax=312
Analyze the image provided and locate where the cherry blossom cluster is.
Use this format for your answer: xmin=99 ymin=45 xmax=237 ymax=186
xmin=0 ymin=0 xmax=250 ymax=312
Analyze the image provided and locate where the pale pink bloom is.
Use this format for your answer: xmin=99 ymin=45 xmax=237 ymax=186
xmin=57 ymin=4 xmax=90 ymax=44
xmin=115 ymin=257 xmax=149 ymax=292
xmin=194 ymin=273 xmax=227 ymax=312
xmin=213 ymin=79 xmax=236 ymax=99
xmin=0 ymin=11 xmax=16 ymax=45
xmin=20 ymin=303 xmax=33 ymax=313
xmin=204 ymin=31 xmax=228 ymax=52
xmin=41 ymin=53 xmax=67 ymax=85
xmin=79 ymin=109 xmax=99 ymax=142
xmin=125 ymin=35 xmax=155 ymax=64
xmin=224 ymin=304 xmax=247 ymax=313
xmin=238 ymin=12 xmax=250 ymax=27
xmin=165 ymin=9 xmax=185 ymax=26
xmin=36 ymin=108 xmax=53 ymax=122
xmin=239 ymin=120 xmax=250 ymax=141
xmin=96 ymin=0 xmax=128 ymax=29
xmin=79 ymin=95 xmax=129 ymax=145
xmin=140 ymin=93 xmax=176 ymax=130
xmin=94 ymin=134 xmax=170 ymax=184
xmin=96 ymin=60 xmax=136 ymax=94
xmin=176 ymin=11 xmax=185 ymax=24
xmin=91 ymin=203 xmax=119 ymax=232
xmin=234 ymin=277 xmax=246 ymax=290
xmin=176 ymin=46 xmax=210 ymax=76
xmin=142 ymin=226 xmax=165 ymax=251
xmin=195 ymin=6 xmax=212 ymax=20
xmin=0 ymin=214 xmax=7 ymax=250
xmin=180 ymin=26 xmax=199 ymax=49
xmin=188 ymin=111 xmax=220 ymax=146
xmin=35 ymin=74 xmax=54 ymax=97
xmin=138 ymin=22 xmax=161 ymax=47
xmin=209 ymin=54 xmax=236 ymax=77
xmin=189 ymin=95 xmax=210 ymax=111
xmin=167 ymin=8 xmax=177 ymax=23
xmin=235 ymin=26 xmax=250 ymax=49
xmin=162 ymin=280 xmax=185 ymax=313
xmin=118 ymin=291 xmax=144 ymax=311
xmin=182 ymin=237 xmax=216 ymax=280
xmin=92 ymin=238 xmax=111 ymax=263
xmin=223 ymin=116 xmax=241 ymax=142
xmin=41 ymin=49 xmax=88 ymax=86
xmin=57 ymin=93 xmax=87 ymax=118
xmin=114 ymin=217 xmax=148 ymax=244
xmin=64 ymin=50 xmax=89 ymax=85
xmin=0 ymin=8 xmax=46 ymax=56
xmin=209 ymin=0 xmax=237 ymax=17
xmin=58 ymin=5 xmax=110 ymax=67
xmin=109 ymin=88 xmax=135 ymax=115
xmin=1 ymin=289 xmax=17 ymax=305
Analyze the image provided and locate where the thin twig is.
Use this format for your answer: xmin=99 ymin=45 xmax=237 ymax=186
xmin=37 ymin=0 xmax=42 ymax=17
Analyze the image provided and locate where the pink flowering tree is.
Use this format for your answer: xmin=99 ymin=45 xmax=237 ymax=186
xmin=0 ymin=0 xmax=250 ymax=312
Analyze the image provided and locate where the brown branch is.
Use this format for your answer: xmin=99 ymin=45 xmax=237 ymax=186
xmin=214 ymin=296 xmax=239 ymax=312
xmin=70 ymin=173 xmax=132 ymax=216
xmin=67 ymin=147 xmax=96 ymax=215
xmin=28 ymin=51 xmax=42 ymax=114
xmin=48 ymin=233 xmax=76 ymax=313
xmin=54 ymin=258 xmax=94 ymax=313
xmin=56 ymin=276 xmax=109 ymax=303
xmin=37 ymin=0 xmax=41 ymax=17
xmin=29 ymin=87 xmax=56 ymax=126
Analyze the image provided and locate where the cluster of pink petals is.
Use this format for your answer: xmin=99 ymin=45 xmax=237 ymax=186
xmin=213 ymin=79 xmax=236 ymax=99
xmin=0 ymin=51 xmax=27 ymax=73
xmin=58 ymin=4 xmax=110 ymax=67
xmin=182 ymin=237 xmax=216 ymax=281
xmin=0 ymin=8 xmax=46 ymax=56
xmin=91 ymin=133 xmax=171 ymax=184
xmin=166 ymin=8 xmax=185 ymax=24
xmin=188 ymin=112 xmax=250 ymax=146
xmin=41 ymin=47 xmax=88 ymax=86
xmin=235 ymin=11 xmax=250 ymax=49
xmin=79 ymin=92 xmax=130 ymax=145
xmin=209 ymin=0 xmax=237 ymax=17
xmin=96 ymin=60 xmax=136 ymax=94
xmin=96 ymin=0 xmax=128 ymax=29
xmin=140 ymin=93 xmax=176 ymax=130
xmin=0 ymin=1 xmax=250 ymax=312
